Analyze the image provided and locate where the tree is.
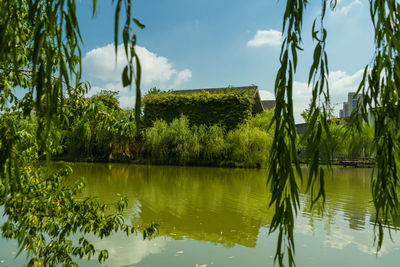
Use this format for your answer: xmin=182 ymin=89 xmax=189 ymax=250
xmin=301 ymin=104 xmax=347 ymax=161
xmin=269 ymin=0 xmax=400 ymax=266
xmin=91 ymin=90 xmax=121 ymax=111
xmin=347 ymin=122 xmax=375 ymax=159
xmin=0 ymin=1 xmax=155 ymax=265
xmin=318 ymin=123 xmax=346 ymax=161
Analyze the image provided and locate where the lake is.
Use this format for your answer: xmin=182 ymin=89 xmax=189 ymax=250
xmin=1 ymin=163 xmax=399 ymax=266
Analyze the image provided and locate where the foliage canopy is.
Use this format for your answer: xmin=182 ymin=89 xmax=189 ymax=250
xmin=0 ymin=0 xmax=155 ymax=265
xmin=269 ymin=0 xmax=400 ymax=266
xmin=143 ymin=89 xmax=255 ymax=130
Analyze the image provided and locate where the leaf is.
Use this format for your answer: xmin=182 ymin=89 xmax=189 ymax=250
xmin=123 ymin=26 xmax=129 ymax=56
xmin=92 ymin=0 xmax=97 ymax=16
xmin=122 ymin=65 xmax=130 ymax=87
xmin=133 ymin=18 xmax=145 ymax=29
xmin=114 ymin=0 xmax=122 ymax=55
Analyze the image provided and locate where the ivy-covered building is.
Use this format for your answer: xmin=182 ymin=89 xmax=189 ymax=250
xmin=142 ymin=85 xmax=266 ymax=129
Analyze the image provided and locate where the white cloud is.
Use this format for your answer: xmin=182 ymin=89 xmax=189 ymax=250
xmin=87 ymin=82 xmax=128 ymax=97
xmin=137 ymin=46 xmax=180 ymax=86
xmin=333 ymin=0 xmax=362 ymax=15
xmin=329 ymin=69 xmax=364 ymax=96
xmin=83 ymin=44 xmax=192 ymax=88
xmin=88 ymin=84 xmax=136 ymax=109
xmin=119 ymin=95 xmax=136 ymax=108
xmin=247 ymin=29 xmax=283 ymax=47
xmin=292 ymin=69 xmax=364 ymax=122
xmin=86 ymin=85 xmax=104 ymax=97
xmin=82 ymin=43 xmax=192 ymax=108
xmin=293 ymin=81 xmax=312 ymax=122
xmin=259 ymin=90 xmax=275 ymax=100
xmin=172 ymin=69 xmax=192 ymax=88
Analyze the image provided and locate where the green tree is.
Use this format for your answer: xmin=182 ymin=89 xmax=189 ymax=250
xmin=91 ymin=90 xmax=121 ymax=111
xmin=321 ymin=123 xmax=346 ymax=160
xmin=0 ymin=1 xmax=154 ymax=265
xmin=269 ymin=1 xmax=400 ymax=266
xmin=347 ymin=122 xmax=375 ymax=159
xmin=301 ymin=104 xmax=347 ymax=161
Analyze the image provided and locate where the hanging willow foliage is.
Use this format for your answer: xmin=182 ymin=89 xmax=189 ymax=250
xmin=267 ymin=1 xmax=307 ymax=266
xmin=0 ymin=0 xmax=154 ymax=265
xmin=269 ymin=0 xmax=400 ymax=266
xmin=357 ymin=0 xmax=400 ymax=252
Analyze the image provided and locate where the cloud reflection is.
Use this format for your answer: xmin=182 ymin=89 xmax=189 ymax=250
xmin=89 ymin=233 xmax=168 ymax=267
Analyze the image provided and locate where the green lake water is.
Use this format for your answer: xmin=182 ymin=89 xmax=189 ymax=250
xmin=1 ymin=163 xmax=400 ymax=266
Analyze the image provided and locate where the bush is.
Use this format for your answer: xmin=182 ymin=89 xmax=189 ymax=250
xmin=246 ymin=109 xmax=274 ymax=132
xmin=62 ymin=103 xmax=136 ymax=161
xmin=197 ymin=124 xmax=226 ymax=161
xmin=142 ymin=111 xmax=274 ymax=168
xmin=143 ymin=116 xmax=201 ymax=164
xmin=226 ymin=123 xmax=272 ymax=168
xmin=54 ymin=96 xmax=275 ymax=168
xmin=142 ymin=89 xmax=254 ymax=130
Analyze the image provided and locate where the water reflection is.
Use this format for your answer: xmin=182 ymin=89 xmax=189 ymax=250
xmin=69 ymin=164 xmax=386 ymax=249
xmin=87 ymin=233 xmax=168 ymax=267
xmin=2 ymin=163 xmax=399 ymax=267
xmin=70 ymin=164 xmax=272 ymax=248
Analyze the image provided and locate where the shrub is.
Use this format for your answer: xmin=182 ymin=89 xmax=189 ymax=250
xmin=142 ymin=89 xmax=254 ymax=130
xmin=197 ymin=124 xmax=226 ymax=161
xmin=143 ymin=111 xmax=274 ymax=168
xmin=246 ymin=109 xmax=274 ymax=132
xmin=62 ymin=104 xmax=135 ymax=160
xmin=143 ymin=115 xmax=201 ymax=164
xmin=143 ymin=119 xmax=170 ymax=162
xmin=226 ymin=123 xmax=273 ymax=168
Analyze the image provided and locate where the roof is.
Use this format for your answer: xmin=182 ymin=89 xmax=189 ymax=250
xmin=261 ymin=100 xmax=276 ymax=110
xmin=173 ymin=86 xmax=264 ymax=115
xmin=174 ymin=85 xmax=258 ymax=95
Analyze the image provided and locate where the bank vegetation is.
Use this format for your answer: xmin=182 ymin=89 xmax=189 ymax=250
xmin=14 ymin=89 xmax=376 ymax=169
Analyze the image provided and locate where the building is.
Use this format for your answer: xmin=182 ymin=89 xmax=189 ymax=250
xmin=173 ymin=85 xmax=265 ymax=115
xmin=343 ymin=102 xmax=349 ymax=118
xmin=339 ymin=109 xmax=344 ymax=119
xmin=339 ymin=92 xmax=362 ymax=118
xmin=261 ymin=100 xmax=276 ymax=110
xmin=142 ymin=85 xmax=271 ymax=129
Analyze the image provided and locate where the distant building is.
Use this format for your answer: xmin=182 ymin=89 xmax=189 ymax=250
xmin=339 ymin=92 xmax=362 ymax=118
xmin=339 ymin=109 xmax=344 ymax=119
xmin=343 ymin=102 xmax=349 ymax=118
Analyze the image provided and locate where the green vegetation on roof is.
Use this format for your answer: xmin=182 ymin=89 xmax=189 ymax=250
xmin=142 ymin=87 xmax=259 ymax=130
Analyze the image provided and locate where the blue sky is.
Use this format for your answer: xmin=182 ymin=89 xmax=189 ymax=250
xmin=77 ymin=0 xmax=373 ymax=122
